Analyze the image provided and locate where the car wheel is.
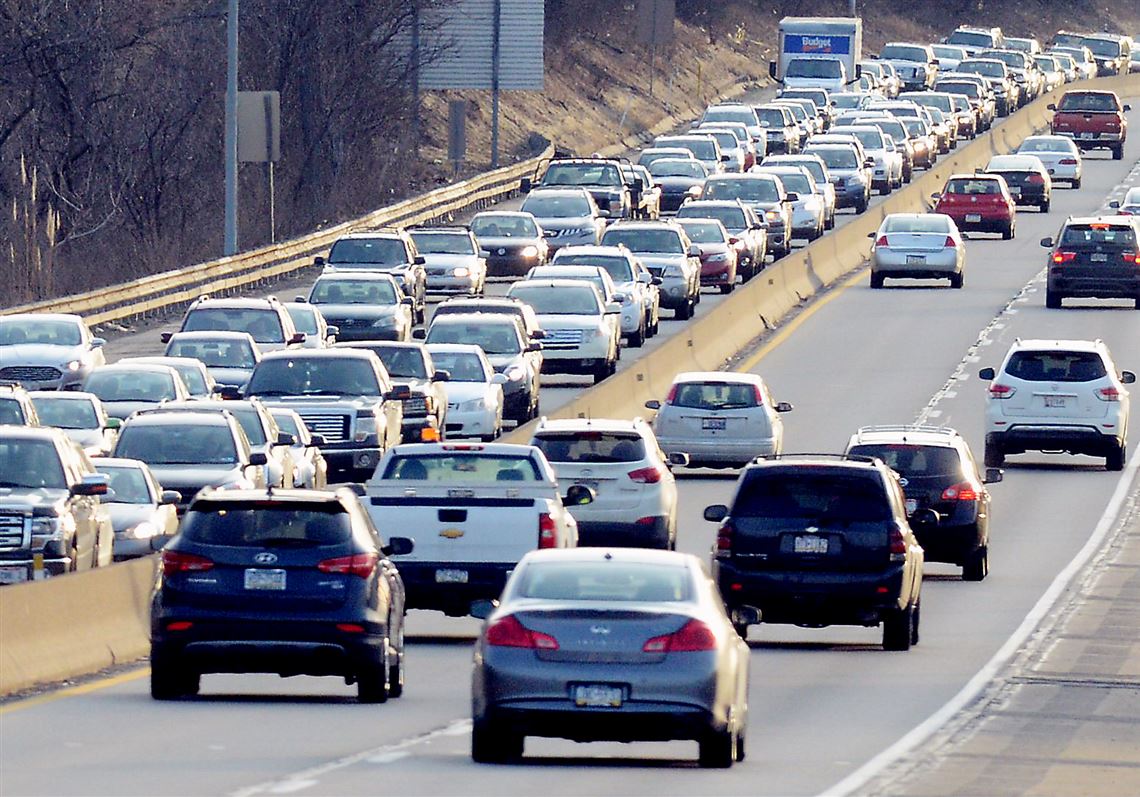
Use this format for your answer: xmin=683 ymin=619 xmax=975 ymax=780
xmin=910 ymin=598 xmax=921 ymax=646
xmin=698 ymin=727 xmax=735 ymax=768
xmin=1071 ymin=177 xmax=1081 ymax=189
xmin=674 ymin=300 xmax=693 ymax=320
xmin=357 ymin=659 xmax=389 ymax=703
xmin=984 ymin=435 xmax=1005 ymax=468
xmin=1112 ymin=144 xmax=1124 ymax=160
xmin=963 ymin=545 xmax=989 ymax=582
xmin=471 ymin=718 xmax=524 ymax=764
xmin=870 ymin=272 xmax=885 ymax=289
xmin=856 ymin=195 xmax=869 ymax=214
xmin=882 ymin=604 xmax=913 ymax=651
xmin=150 ymin=658 xmax=199 ymax=700
xmin=1040 ymin=198 xmax=1050 ymax=213
xmin=1045 ymin=288 xmax=1063 ymax=309
xmin=733 ymin=621 xmax=749 ymax=640
xmin=628 ymin=322 xmax=645 ymax=348
xmin=387 ymin=624 xmax=405 ymax=698
xmin=719 ymin=282 xmax=734 ymax=294
xmin=1106 ymin=441 xmax=1126 ymax=472
xmin=949 ymin=272 xmax=964 ymax=289
xmin=1002 ymin=221 xmax=1014 ymax=240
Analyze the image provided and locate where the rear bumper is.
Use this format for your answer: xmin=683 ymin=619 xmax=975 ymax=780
xmin=943 ymin=213 xmax=1011 ymax=233
xmin=989 ymin=425 xmax=1122 ymax=455
xmin=397 ymin=561 xmax=516 ymax=615
xmin=577 ymin=516 xmax=670 ymax=549
xmin=480 ymin=703 xmax=719 ymax=744
xmin=1048 ymin=267 xmax=1140 ymax=299
xmin=656 ymin=434 xmax=777 ymax=467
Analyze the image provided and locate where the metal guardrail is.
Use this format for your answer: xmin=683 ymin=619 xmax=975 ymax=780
xmin=3 ymin=145 xmax=555 ymax=326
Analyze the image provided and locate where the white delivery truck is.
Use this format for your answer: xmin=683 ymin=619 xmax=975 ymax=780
xmin=770 ymin=17 xmax=863 ymax=94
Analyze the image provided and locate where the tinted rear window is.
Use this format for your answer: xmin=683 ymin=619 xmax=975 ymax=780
xmin=735 ymin=472 xmax=891 ymax=521
xmin=182 ymin=503 xmax=351 ymax=546
xmin=1059 ymin=224 xmax=1136 ymax=247
xmin=670 ymin=381 xmax=759 ymax=410
xmin=1057 ymin=92 xmax=1120 ymax=112
xmin=1004 ymin=351 xmax=1107 ymax=382
xmin=381 ymin=453 xmax=541 ymax=481
xmin=533 ymin=433 xmax=646 ymax=463
xmin=847 ymin=445 xmax=963 ymax=478
xmin=514 ymin=562 xmax=691 ymax=602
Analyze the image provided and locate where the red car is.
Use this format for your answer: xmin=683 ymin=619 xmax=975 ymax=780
xmin=932 ymin=174 xmax=1017 ymax=239
xmin=1049 ymin=90 xmax=1130 ymax=161
xmin=676 ymin=218 xmax=739 ymax=294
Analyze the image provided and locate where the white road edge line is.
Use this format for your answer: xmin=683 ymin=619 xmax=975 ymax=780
xmin=819 ymin=449 xmax=1140 ymax=797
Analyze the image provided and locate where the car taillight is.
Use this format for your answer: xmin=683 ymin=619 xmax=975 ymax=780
xmin=485 ymin=614 xmax=559 ymax=649
xmin=1059 ymin=158 xmax=1078 ymax=165
xmin=715 ymin=521 xmax=734 ymax=558
xmin=318 ymin=552 xmax=378 ymax=578
xmin=628 ymin=466 xmax=663 ymax=484
xmin=1096 ymin=386 xmax=1122 ymax=402
xmin=643 ymin=619 xmax=717 ymax=653
xmin=538 ymin=512 xmax=557 ymax=548
xmin=941 ymin=481 xmax=979 ymax=501
xmin=944 ymin=235 xmax=956 ymax=248
xmin=876 ymin=235 xmax=889 ymax=247
xmin=889 ymin=524 xmax=907 ymax=561
xmin=1052 ymin=251 xmax=1077 ymax=264
xmin=989 ymin=383 xmax=1016 ymax=399
xmin=665 ymin=384 xmax=678 ymax=404
xmin=753 ymin=385 xmax=765 ymax=405
xmin=162 ymin=551 xmax=214 ymax=577
xmin=1122 ymin=252 xmax=1140 ymax=265
xmin=1027 ymin=174 xmax=1045 ymax=184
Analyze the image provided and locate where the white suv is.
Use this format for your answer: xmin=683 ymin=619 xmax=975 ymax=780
xmin=979 ymin=339 xmax=1134 ymax=471
xmin=529 ymin=417 xmax=685 ymax=549
xmin=506 ymin=278 xmax=621 ymax=384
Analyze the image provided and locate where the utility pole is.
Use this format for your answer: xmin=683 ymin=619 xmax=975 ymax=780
xmin=490 ymin=0 xmax=502 ymax=168
xmin=224 ymin=0 xmax=239 ymax=256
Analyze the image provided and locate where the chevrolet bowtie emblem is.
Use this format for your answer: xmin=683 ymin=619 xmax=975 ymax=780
xmin=439 ymin=528 xmax=464 ymax=539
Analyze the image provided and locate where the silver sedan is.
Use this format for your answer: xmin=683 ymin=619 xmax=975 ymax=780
xmin=471 ymin=548 xmax=752 ymax=767
xmin=870 ymin=212 xmax=967 ymax=288
xmin=1015 ymin=135 xmax=1083 ymax=188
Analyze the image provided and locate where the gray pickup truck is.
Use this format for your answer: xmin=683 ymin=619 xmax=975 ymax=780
xmin=0 ymin=426 xmax=114 ymax=582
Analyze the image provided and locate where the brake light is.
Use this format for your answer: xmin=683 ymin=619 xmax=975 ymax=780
xmin=318 ymin=552 xmax=379 ymax=578
xmin=162 ymin=551 xmax=214 ymax=577
xmin=538 ymin=513 xmax=557 ymax=548
xmin=989 ymin=383 xmax=1016 ymax=399
xmin=941 ymin=482 xmax=979 ymax=501
xmin=1052 ymin=251 xmax=1077 ymax=264
xmin=485 ymin=614 xmax=559 ymax=649
xmin=944 ymin=235 xmax=957 ymax=248
xmin=1096 ymin=386 xmax=1122 ymax=402
xmin=665 ymin=384 xmax=678 ymax=404
xmin=1122 ymin=252 xmax=1140 ymax=265
xmin=876 ymin=235 xmax=889 ymax=247
xmin=1027 ymin=174 xmax=1045 ymax=185
xmin=889 ymin=524 xmax=907 ymax=561
xmin=166 ymin=621 xmax=194 ymax=631
xmin=753 ymin=385 xmax=765 ymax=405
xmin=1059 ymin=158 xmax=1078 ymax=165
xmin=643 ymin=619 xmax=717 ymax=653
xmin=715 ymin=521 xmax=734 ymax=558
xmin=628 ymin=466 xmax=663 ymax=484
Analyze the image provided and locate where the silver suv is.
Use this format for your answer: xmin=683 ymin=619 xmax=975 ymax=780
xmin=979 ymin=339 xmax=1134 ymax=471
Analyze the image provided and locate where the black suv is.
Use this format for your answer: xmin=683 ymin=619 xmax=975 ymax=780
xmin=704 ymin=454 xmax=925 ymax=650
xmin=845 ymin=426 xmax=1002 ymax=581
xmin=150 ymin=487 xmax=413 ymax=701
xmin=1040 ymin=216 xmax=1140 ymax=309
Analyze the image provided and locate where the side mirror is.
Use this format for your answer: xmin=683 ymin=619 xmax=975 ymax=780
xmin=930 ymin=192 xmax=941 ymax=201
xmin=520 ymin=177 xmax=532 ymax=193
xmin=1125 ymin=104 xmax=1132 ymax=112
xmin=1108 ymin=200 xmax=1120 ymax=209
xmin=667 ymin=451 xmax=690 ymax=468
xmin=248 ymin=452 xmax=269 ymax=467
xmin=978 ymin=367 xmax=996 ymax=380
xmin=401 ymin=296 xmax=415 ymax=305
xmin=432 ymin=369 xmax=451 ymax=383
xmin=564 ymin=484 xmax=595 ymax=506
xmin=314 ymin=255 xmax=326 ymax=266
xmin=644 ymin=399 xmax=662 ymax=410
xmin=983 ymin=468 xmax=1003 ymax=485
xmin=326 ymin=325 xmax=339 ymax=340
xmin=637 ymin=272 xmax=652 ymax=283
xmin=911 ymin=508 xmax=940 ymax=527
xmin=1046 ymin=103 xmax=1056 ymax=110
xmin=160 ymin=332 xmax=173 ymax=344
xmin=490 ymin=373 xmax=508 ymax=385
xmin=294 ymin=295 xmax=307 ymax=303
xmin=91 ymin=337 xmax=106 ymax=349
xmin=688 ymin=244 xmax=701 ymax=256
xmin=732 ymin=605 xmax=763 ymax=627
xmin=864 ymin=158 xmax=875 ymax=167
xmin=768 ymin=61 xmax=777 ymax=79
xmin=775 ymin=401 xmax=794 ymax=413
xmin=652 ymin=276 xmax=663 ymax=285
xmin=276 ymin=432 xmax=296 ymax=446
xmin=72 ymin=474 xmax=110 ymax=497
xmin=604 ymin=302 xmax=621 ymax=314
xmin=720 ymin=154 xmax=731 ymax=162
xmin=526 ymin=341 xmax=543 ymax=352
xmin=387 ymin=385 xmax=413 ymax=401
xmin=160 ymin=489 xmax=181 ymax=505
xmin=470 ymin=598 xmax=499 ymax=620
xmin=1121 ymin=370 xmax=1137 ymax=385
xmin=633 ymin=177 xmax=644 ymax=190
xmin=728 ymin=236 xmax=739 ymax=245
xmin=1039 ymin=236 xmax=1054 ymax=248
xmin=412 ymin=328 xmax=427 ymax=340
xmin=867 ymin=231 xmax=876 ymax=239
xmin=219 ymin=385 xmax=243 ymax=400
xmin=414 ymin=255 xmax=426 ymax=266
xmin=530 ymin=329 xmax=547 ymax=340
xmin=382 ymin=536 xmax=415 ymax=557
xmin=289 ymin=333 xmax=307 ymax=345
xmin=311 ymin=434 xmax=326 ymax=446
xmin=105 ymin=417 xmax=122 ymax=430
xmin=703 ymin=504 xmax=728 ymax=523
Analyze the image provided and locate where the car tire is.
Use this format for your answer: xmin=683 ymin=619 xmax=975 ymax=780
xmin=720 ymin=282 xmax=734 ymax=294
xmin=698 ymin=728 xmax=735 ymax=768
xmin=471 ymin=718 xmax=524 ymax=764
xmin=984 ymin=435 xmax=1005 ymax=468
xmin=1106 ymin=441 xmax=1126 ymax=472
xmin=628 ymin=322 xmax=645 ymax=348
xmin=882 ymin=604 xmax=913 ymax=651
xmin=1002 ymin=222 xmax=1014 ymax=240
xmin=387 ymin=625 xmax=405 ymax=698
xmin=357 ymin=660 xmax=389 ymax=703
xmin=1040 ymin=198 xmax=1050 ymax=213
xmin=733 ymin=621 xmax=749 ymax=640
xmin=870 ymin=272 xmax=885 ymax=289
xmin=1112 ymin=144 xmax=1124 ymax=160
xmin=1045 ymin=288 xmax=1063 ymax=309
xmin=910 ymin=599 xmax=921 ymax=646
xmin=962 ymin=545 xmax=989 ymax=582
xmin=856 ymin=195 xmax=869 ymax=214
xmin=592 ymin=360 xmax=611 ymax=385
xmin=949 ymin=272 xmax=963 ymax=289
xmin=674 ymin=300 xmax=693 ymax=320
xmin=151 ymin=658 xmax=199 ymax=700
xmin=1071 ymin=176 xmax=1082 ymax=189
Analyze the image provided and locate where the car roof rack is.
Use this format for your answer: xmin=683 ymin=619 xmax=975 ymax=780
xmin=853 ymin=424 xmax=959 ymax=442
xmin=752 ymin=453 xmax=878 ymax=464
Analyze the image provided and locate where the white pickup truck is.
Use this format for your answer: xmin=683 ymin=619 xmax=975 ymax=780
xmin=361 ymin=442 xmax=591 ymax=616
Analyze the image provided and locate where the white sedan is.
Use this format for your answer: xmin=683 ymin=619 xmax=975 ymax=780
xmin=1016 ymin=135 xmax=1083 ymax=188
xmin=869 ymin=212 xmax=966 ymax=289
xmin=425 ymin=344 xmax=506 ymax=441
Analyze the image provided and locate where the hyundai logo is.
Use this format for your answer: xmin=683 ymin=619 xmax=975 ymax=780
xmin=253 ymin=552 xmax=278 ymax=564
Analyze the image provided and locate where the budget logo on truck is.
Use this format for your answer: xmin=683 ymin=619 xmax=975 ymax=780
xmin=787 ymin=34 xmax=851 ymax=55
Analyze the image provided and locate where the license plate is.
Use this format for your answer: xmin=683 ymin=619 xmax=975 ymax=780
xmin=573 ymin=684 xmax=623 ymax=707
xmin=702 ymin=417 xmax=727 ymax=431
xmin=1079 ymin=132 xmax=1095 ymax=139
xmin=435 ymin=568 xmax=469 ymax=584
xmin=794 ymin=535 xmax=829 ymax=554
xmin=0 ymin=567 xmax=28 ymax=585
xmin=244 ymin=568 xmax=286 ymax=590
xmin=1044 ymin=395 xmax=1068 ymax=408
xmin=1009 ymin=187 xmax=1021 ymax=196
xmin=906 ymin=255 xmax=926 ymax=265
xmin=905 ymin=498 xmax=918 ymax=515
xmin=1091 ymin=253 xmax=1108 ymax=262
xmin=965 ymin=214 xmax=982 ymax=223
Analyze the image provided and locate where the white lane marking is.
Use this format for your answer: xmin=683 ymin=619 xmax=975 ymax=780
xmin=230 ymin=719 xmax=472 ymax=797
xmin=821 ymin=448 xmax=1140 ymax=797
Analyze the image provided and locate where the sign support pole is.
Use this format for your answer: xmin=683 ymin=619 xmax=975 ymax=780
xmin=224 ymin=0 xmax=239 ymax=256
xmin=490 ymin=0 xmax=502 ymax=168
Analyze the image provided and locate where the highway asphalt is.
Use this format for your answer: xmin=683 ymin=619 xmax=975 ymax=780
xmin=1 ymin=109 xmax=1137 ymax=796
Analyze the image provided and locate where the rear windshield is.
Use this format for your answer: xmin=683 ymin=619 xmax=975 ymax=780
xmin=381 ymin=453 xmax=541 ymax=482
xmin=883 ymin=215 xmax=950 ymax=233
xmin=669 ymin=381 xmax=759 ymax=410
xmin=601 ymin=227 xmax=684 ymax=254
xmin=182 ymin=308 xmax=284 ymax=344
xmin=734 ymin=472 xmax=891 ymax=521
xmin=847 ymin=445 xmax=963 ymax=479
xmin=1004 ymin=351 xmax=1108 ymax=382
xmin=1057 ymin=92 xmax=1121 ymax=112
xmin=552 ymin=254 xmax=633 ymax=282
xmin=116 ymin=423 xmax=237 ymax=465
xmin=704 ymin=179 xmax=780 ymax=203
xmin=1059 ymin=224 xmax=1137 ymax=247
xmin=31 ymin=398 xmax=98 ymax=429
xmin=410 ymin=232 xmax=477 ymax=255
xmin=182 ymin=503 xmax=351 ymax=546
xmin=328 ymin=238 xmax=408 ymax=265
xmin=471 ymin=215 xmax=538 ymax=238
xmin=944 ymin=179 xmax=1001 ymax=195
xmin=514 ymin=562 xmax=691 ymax=602
xmin=168 ymin=338 xmax=256 ymax=368
xmin=675 ymin=205 xmax=747 ymax=230
xmin=532 ymin=432 xmax=647 ymax=463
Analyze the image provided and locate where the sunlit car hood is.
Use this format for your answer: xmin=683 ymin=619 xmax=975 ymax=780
xmin=104 ymin=503 xmax=161 ymax=533
xmin=0 ymin=343 xmax=89 ymax=368
xmin=0 ymin=488 xmax=68 ymax=511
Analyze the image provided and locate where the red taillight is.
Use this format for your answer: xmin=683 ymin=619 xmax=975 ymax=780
xmin=1027 ymin=174 xmax=1045 ymax=185
xmin=875 ymin=235 xmax=889 ymax=247
xmin=715 ymin=521 xmax=734 ymax=558
xmin=1096 ymin=386 xmax=1122 ymax=402
xmin=941 ymin=481 xmax=979 ymax=501
xmin=166 ymin=621 xmax=194 ymax=631
xmin=162 ymin=551 xmax=214 ymax=577
xmin=318 ymin=552 xmax=378 ymax=578
xmin=485 ymin=614 xmax=559 ymax=649
xmin=643 ymin=619 xmax=717 ymax=653
xmin=944 ymin=235 xmax=957 ymax=248
xmin=1122 ymin=252 xmax=1140 ymax=265
xmin=753 ymin=385 xmax=765 ymax=405
xmin=1052 ymin=251 xmax=1077 ymax=264
xmin=888 ymin=525 xmax=907 ymax=560
xmin=628 ymin=466 xmax=663 ymax=484
xmin=1059 ymin=158 xmax=1078 ymax=165
xmin=989 ymin=383 xmax=1016 ymax=399
xmin=538 ymin=513 xmax=557 ymax=548
xmin=336 ymin=623 xmax=365 ymax=634
xmin=665 ymin=384 xmax=678 ymax=404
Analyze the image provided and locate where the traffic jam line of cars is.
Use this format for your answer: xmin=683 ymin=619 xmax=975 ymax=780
xmin=0 ymin=17 xmax=1137 ymax=770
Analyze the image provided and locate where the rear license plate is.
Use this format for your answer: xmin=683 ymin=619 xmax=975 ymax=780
xmin=573 ymin=684 xmax=623 ymax=707
xmin=905 ymin=255 xmax=926 ymax=265
xmin=905 ymin=498 xmax=918 ymax=515
xmin=0 ymin=567 xmax=28 ymax=585
xmin=1091 ymin=253 xmax=1108 ymax=262
xmin=965 ymin=213 xmax=982 ymax=223
xmin=1079 ymin=132 xmax=1095 ymax=139
xmin=1009 ymin=187 xmax=1021 ymax=196
xmin=244 ymin=568 xmax=286 ymax=590
xmin=794 ymin=535 xmax=829 ymax=554
xmin=435 ymin=568 xmax=469 ymax=584
xmin=1044 ymin=395 xmax=1068 ymax=408
xmin=702 ymin=417 xmax=727 ymax=431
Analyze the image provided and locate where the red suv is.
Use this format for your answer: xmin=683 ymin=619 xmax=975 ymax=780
xmin=932 ymin=174 xmax=1017 ymax=239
